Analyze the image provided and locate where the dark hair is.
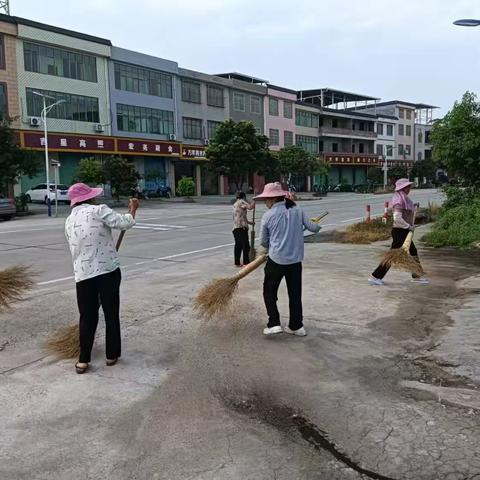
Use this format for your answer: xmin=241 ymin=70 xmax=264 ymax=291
xmin=285 ymin=198 xmax=296 ymax=209
xmin=236 ymin=191 xmax=246 ymax=200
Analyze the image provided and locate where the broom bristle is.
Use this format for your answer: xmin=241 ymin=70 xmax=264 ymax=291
xmin=45 ymin=323 xmax=79 ymax=359
xmin=380 ymin=249 xmax=425 ymax=277
xmin=0 ymin=266 xmax=34 ymax=311
xmin=194 ymin=276 xmax=239 ymax=319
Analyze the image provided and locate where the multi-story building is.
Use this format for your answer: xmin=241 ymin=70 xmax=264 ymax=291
xmin=375 ymin=114 xmax=398 ymax=161
xmin=264 ymin=85 xmax=296 ymax=151
xmin=414 ymin=104 xmax=436 ymax=162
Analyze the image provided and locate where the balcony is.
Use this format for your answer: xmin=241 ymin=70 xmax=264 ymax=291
xmin=321 ymin=153 xmax=380 ymax=166
xmin=319 ymin=126 xmax=377 ymax=139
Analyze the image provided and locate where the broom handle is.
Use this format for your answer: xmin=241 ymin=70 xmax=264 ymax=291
xmin=235 ymin=254 xmax=267 ymax=280
xmin=116 ymin=201 xmax=137 ymax=252
xmin=401 ymin=207 xmax=418 ymax=251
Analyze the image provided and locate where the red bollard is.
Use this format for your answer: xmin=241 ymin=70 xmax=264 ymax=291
xmin=365 ymin=204 xmax=371 ymax=223
xmin=382 ymin=201 xmax=389 ymax=224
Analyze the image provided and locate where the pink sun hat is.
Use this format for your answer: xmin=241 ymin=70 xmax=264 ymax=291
xmin=253 ymin=182 xmax=288 ymax=200
xmin=395 ymin=178 xmax=414 ymax=192
xmin=68 ymin=183 xmax=103 ymax=206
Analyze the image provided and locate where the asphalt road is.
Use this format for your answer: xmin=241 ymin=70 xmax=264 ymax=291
xmin=0 ymin=190 xmax=443 ymax=288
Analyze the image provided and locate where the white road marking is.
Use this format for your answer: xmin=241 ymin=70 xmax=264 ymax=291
xmin=0 ymin=227 xmax=51 ymax=235
xmin=37 ymin=275 xmax=74 ymax=286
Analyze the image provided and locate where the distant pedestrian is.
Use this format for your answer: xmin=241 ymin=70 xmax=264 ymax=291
xmin=65 ymin=183 xmax=138 ymax=374
xmin=232 ymin=191 xmax=254 ymax=266
xmin=255 ymin=182 xmax=321 ymax=337
xmin=369 ymin=178 xmax=429 ymax=286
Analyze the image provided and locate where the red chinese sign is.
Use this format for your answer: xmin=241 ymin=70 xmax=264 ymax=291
xmin=117 ymin=139 xmax=180 ymax=156
xmin=23 ymin=132 xmax=115 ymax=152
xmin=181 ymin=145 xmax=206 ymax=160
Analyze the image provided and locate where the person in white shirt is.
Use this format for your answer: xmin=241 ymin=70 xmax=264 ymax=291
xmin=65 ymin=183 xmax=138 ymax=374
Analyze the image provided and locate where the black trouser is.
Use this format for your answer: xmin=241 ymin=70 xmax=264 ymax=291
xmin=76 ymin=268 xmax=122 ymax=363
xmin=233 ymin=227 xmax=250 ymax=265
xmin=372 ymin=228 xmax=422 ymax=280
xmin=263 ymin=258 xmax=303 ymax=330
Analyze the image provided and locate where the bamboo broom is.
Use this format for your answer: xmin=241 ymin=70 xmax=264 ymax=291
xmin=249 ymin=202 xmax=256 ymax=262
xmin=0 ymin=266 xmax=34 ymax=312
xmin=45 ymin=200 xmax=139 ymax=360
xmin=379 ymin=208 xmax=425 ymax=277
xmin=195 ymin=211 xmax=329 ymax=319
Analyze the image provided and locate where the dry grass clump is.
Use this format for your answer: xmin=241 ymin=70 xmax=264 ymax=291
xmin=380 ymin=249 xmax=425 ymax=277
xmin=44 ymin=323 xmax=79 ymax=359
xmin=335 ymin=218 xmax=392 ymax=245
xmin=0 ymin=266 xmax=34 ymax=311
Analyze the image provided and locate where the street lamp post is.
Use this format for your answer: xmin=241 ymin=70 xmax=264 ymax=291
xmin=32 ymin=92 xmax=65 ymax=217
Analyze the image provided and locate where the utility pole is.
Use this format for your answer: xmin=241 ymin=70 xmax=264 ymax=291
xmin=0 ymin=1 xmax=10 ymax=15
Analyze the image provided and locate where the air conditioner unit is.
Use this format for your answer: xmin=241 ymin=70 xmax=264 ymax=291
xmin=204 ymin=139 xmax=209 ymax=146
xmin=94 ymin=124 xmax=105 ymax=133
xmin=30 ymin=117 xmax=41 ymax=127
xmin=169 ymin=133 xmax=177 ymax=141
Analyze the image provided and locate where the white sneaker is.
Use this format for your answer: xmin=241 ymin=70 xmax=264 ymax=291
xmin=411 ymin=278 xmax=430 ymax=285
xmin=263 ymin=326 xmax=283 ymax=335
xmin=368 ymin=277 xmax=385 ymax=286
xmin=284 ymin=326 xmax=307 ymax=336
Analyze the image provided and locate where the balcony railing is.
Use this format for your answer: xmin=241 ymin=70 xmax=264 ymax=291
xmin=319 ymin=126 xmax=377 ymax=139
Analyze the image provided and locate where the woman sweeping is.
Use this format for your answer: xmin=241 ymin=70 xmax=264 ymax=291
xmin=369 ymin=178 xmax=429 ymax=286
xmin=255 ymin=182 xmax=321 ymax=337
xmin=232 ymin=191 xmax=255 ymax=266
xmin=65 ymin=183 xmax=138 ymax=374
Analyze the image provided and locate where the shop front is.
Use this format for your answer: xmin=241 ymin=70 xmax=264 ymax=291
xmin=322 ymin=153 xmax=380 ymax=187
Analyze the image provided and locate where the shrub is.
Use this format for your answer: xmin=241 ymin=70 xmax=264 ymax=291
xmin=177 ymin=176 xmax=195 ymax=197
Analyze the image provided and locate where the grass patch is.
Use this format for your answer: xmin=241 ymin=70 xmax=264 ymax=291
xmin=422 ymin=199 xmax=480 ymax=248
xmin=334 ymin=217 xmax=392 ymax=244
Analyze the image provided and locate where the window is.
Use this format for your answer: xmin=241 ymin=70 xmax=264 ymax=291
xmin=295 ymin=110 xmax=319 ymax=128
xmin=386 ymin=145 xmax=393 ymax=157
xmin=418 ymin=152 xmax=423 ymax=161
xmin=406 ymin=110 xmax=412 ymax=120
xmin=332 ymin=119 xmax=338 ymax=128
xmin=284 ymin=130 xmax=293 ymax=146
xmin=406 ymin=125 xmax=412 ymax=136
xmin=207 ymin=120 xmax=221 ymax=139
xmin=24 ymin=42 xmax=97 ymax=82
xmin=0 ymin=84 xmax=7 ymax=119
xmin=405 ymin=145 xmax=411 ymax=155
xmin=425 ymin=131 xmax=431 ymax=144
xmin=117 ymin=104 xmax=174 ymax=135
xmin=398 ymin=144 xmax=404 ymax=155
xmin=398 ymin=124 xmax=404 ymax=136
xmin=283 ymin=101 xmax=293 ymax=119
xmin=183 ymin=117 xmax=203 ymax=139
xmin=387 ymin=124 xmax=393 ymax=136
xmin=418 ymin=131 xmax=423 ymax=143
xmin=269 ymin=97 xmax=279 ymax=116
xmin=250 ymin=95 xmax=261 ymax=114
xmin=269 ymin=128 xmax=279 ymax=146
xmin=331 ymin=142 xmax=338 ymax=152
xmin=377 ymin=123 xmax=384 ymax=135
xmin=399 ymin=108 xmax=405 ymax=119
xmin=26 ymin=88 xmax=99 ymax=123
xmin=359 ymin=143 xmax=365 ymax=154
xmin=0 ymin=35 xmax=4 ymax=69
xmin=295 ymin=135 xmax=318 ymax=154
xmin=114 ymin=63 xmax=172 ymax=98
xmin=376 ymin=144 xmax=383 ymax=156
xmin=207 ymin=85 xmax=224 ymax=108
xmin=181 ymin=79 xmax=201 ymax=103
xmin=352 ymin=144 xmax=355 ymax=153
xmin=319 ymin=140 xmax=324 ymax=152
xmin=233 ymin=92 xmax=245 ymax=112
xmin=359 ymin=122 xmax=365 ymax=131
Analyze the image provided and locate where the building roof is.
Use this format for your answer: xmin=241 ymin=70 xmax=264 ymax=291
xmin=363 ymin=100 xmax=439 ymax=109
xmin=295 ymin=101 xmax=379 ymax=120
xmin=0 ymin=13 xmax=112 ymax=46
xmin=268 ymin=84 xmax=297 ymax=95
xmin=297 ymin=87 xmax=380 ymax=105
xmin=215 ymin=72 xmax=269 ymax=85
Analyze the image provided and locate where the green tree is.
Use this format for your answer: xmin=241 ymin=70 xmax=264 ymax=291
xmin=75 ymin=157 xmax=104 ymax=186
xmin=206 ymin=120 xmax=273 ymax=191
xmin=176 ymin=176 xmax=195 ymax=196
xmin=277 ymin=145 xmax=329 ymax=185
xmin=102 ymin=156 xmax=140 ymax=200
xmin=367 ymin=166 xmax=383 ymax=184
xmin=410 ymin=158 xmax=437 ymax=183
xmin=0 ymin=121 xmax=42 ymax=193
xmin=388 ymin=166 xmax=409 ymax=182
xmin=431 ymin=91 xmax=480 ymax=188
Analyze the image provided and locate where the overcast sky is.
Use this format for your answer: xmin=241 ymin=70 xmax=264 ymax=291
xmin=11 ymin=0 xmax=480 ymax=115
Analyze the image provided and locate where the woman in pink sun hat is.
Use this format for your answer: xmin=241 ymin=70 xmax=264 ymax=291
xmin=369 ymin=178 xmax=429 ymax=286
xmin=65 ymin=183 xmax=138 ymax=374
xmin=254 ymin=182 xmax=322 ymax=337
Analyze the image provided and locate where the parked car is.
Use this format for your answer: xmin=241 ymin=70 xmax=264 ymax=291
xmin=25 ymin=183 xmax=70 ymax=204
xmin=0 ymin=195 xmax=15 ymax=220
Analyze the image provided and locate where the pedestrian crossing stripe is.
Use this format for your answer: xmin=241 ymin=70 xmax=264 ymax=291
xmin=133 ymin=223 xmax=187 ymax=231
